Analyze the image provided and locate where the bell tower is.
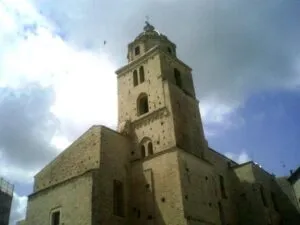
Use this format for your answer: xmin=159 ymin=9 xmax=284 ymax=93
xmin=116 ymin=21 xmax=207 ymax=159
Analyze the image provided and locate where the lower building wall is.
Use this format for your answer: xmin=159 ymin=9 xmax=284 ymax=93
xmin=130 ymin=148 xmax=187 ymax=225
xmin=24 ymin=172 xmax=93 ymax=225
xmin=178 ymin=150 xmax=222 ymax=225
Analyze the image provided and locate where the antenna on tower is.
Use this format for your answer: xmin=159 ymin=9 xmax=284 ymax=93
xmin=146 ymin=15 xmax=150 ymax=23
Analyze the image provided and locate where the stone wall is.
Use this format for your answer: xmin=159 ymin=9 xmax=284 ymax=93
xmin=34 ymin=125 xmax=102 ymax=192
xmin=276 ymin=177 xmax=300 ymax=224
xmin=130 ymin=148 xmax=187 ymax=225
xmin=232 ymin=162 xmax=300 ymax=225
xmin=178 ymin=150 xmax=219 ymax=225
xmin=117 ymin=50 xmax=163 ymax=124
xmin=92 ymin=126 xmax=132 ymax=225
xmin=168 ymin=81 xmax=206 ymax=158
xmin=25 ymin=172 xmax=93 ymax=225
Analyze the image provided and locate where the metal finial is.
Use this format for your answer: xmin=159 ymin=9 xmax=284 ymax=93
xmin=144 ymin=16 xmax=155 ymax=32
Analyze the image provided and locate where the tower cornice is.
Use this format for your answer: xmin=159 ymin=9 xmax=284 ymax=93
xmin=115 ymin=46 xmax=192 ymax=77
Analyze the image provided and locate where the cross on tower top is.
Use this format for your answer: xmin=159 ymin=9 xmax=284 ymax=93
xmin=143 ymin=16 xmax=155 ymax=32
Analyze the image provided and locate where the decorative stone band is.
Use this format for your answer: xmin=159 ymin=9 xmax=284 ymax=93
xmin=132 ymin=107 xmax=169 ymax=129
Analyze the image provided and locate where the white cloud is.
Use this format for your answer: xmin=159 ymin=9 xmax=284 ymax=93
xmin=0 ymin=0 xmax=118 ymax=191
xmin=0 ymin=154 xmax=37 ymax=184
xmin=9 ymin=192 xmax=28 ymax=225
xmin=225 ymin=150 xmax=251 ymax=164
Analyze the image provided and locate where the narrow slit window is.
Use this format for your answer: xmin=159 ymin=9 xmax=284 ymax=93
xmin=218 ymin=202 xmax=226 ymax=225
xmin=113 ymin=180 xmax=125 ymax=217
xmin=260 ymin=185 xmax=268 ymax=207
xmin=219 ymin=175 xmax=227 ymax=199
xmin=271 ymin=192 xmax=278 ymax=211
xmin=174 ymin=68 xmax=182 ymax=88
xmin=139 ymin=66 xmax=145 ymax=83
xmin=148 ymin=142 xmax=153 ymax=155
xmin=51 ymin=211 xmax=60 ymax=225
xmin=141 ymin=145 xmax=146 ymax=158
xmin=133 ymin=70 xmax=138 ymax=86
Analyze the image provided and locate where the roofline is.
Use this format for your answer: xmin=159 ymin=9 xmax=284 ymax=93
xmin=231 ymin=160 xmax=276 ymax=178
xmin=231 ymin=161 xmax=254 ymax=169
xmin=115 ymin=46 xmax=159 ymax=75
xmin=29 ymin=169 xmax=96 ymax=199
xmin=128 ymin=35 xmax=177 ymax=49
xmin=34 ymin=125 xmax=103 ymax=178
xmin=208 ymin=147 xmax=239 ymax=166
xmin=115 ymin=45 xmax=192 ymax=77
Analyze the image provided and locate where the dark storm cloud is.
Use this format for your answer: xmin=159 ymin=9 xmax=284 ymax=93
xmin=0 ymin=83 xmax=58 ymax=169
xmin=35 ymin=0 xmax=300 ymax=105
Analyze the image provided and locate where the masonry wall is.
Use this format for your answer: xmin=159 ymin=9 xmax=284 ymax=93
xmin=25 ymin=172 xmax=93 ymax=225
xmin=118 ymin=52 xmax=164 ymax=123
xmin=231 ymin=163 xmax=260 ymax=225
xmin=178 ymin=150 xmax=220 ymax=225
xmin=168 ymin=82 xmax=206 ymax=158
xmin=252 ymin=165 xmax=282 ymax=225
xmin=276 ymin=177 xmax=300 ymax=224
xmin=231 ymin=163 xmax=300 ymax=225
xmin=130 ymin=105 xmax=176 ymax=159
xmin=92 ymin=126 xmax=131 ymax=225
xmin=204 ymin=148 xmax=239 ymax=225
xmin=159 ymin=51 xmax=195 ymax=98
xmin=118 ymin=50 xmax=178 ymax=154
xmin=34 ymin=126 xmax=101 ymax=192
xmin=130 ymin=149 xmax=187 ymax=225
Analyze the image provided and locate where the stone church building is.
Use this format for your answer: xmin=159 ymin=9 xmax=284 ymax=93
xmin=18 ymin=22 xmax=300 ymax=225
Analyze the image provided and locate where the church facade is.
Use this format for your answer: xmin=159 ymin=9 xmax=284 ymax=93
xmin=18 ymin=22 xmax=300 ymax=225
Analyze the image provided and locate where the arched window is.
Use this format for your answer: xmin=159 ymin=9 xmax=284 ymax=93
xmin=148 ymin=142 xmax=153 ymax=155
xmin=167 ymin=47 xmax=172 ymax=54
xmin=133 ymin=70 xmax=138 ymax=86
xmin=141 ymin=145 xmax=146 ymax=158
xmin=139 ymin=66 xmax=145 ymax=83
xmin=137 ymin=93 xmax=149 ymax=115
xmin=135 ymin=46 xmax=140 ymax=56
xmin=140 ymin=137 xmax=153 ymax=159
xmin=174 ymin=68 xmax=182 ymax=88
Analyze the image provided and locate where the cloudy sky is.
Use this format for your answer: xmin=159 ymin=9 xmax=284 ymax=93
xmin=0 ymin=0 xmax=300 ymax=224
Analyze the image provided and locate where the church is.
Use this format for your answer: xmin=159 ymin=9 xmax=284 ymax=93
xmin=18 ymin=22 xmax=300 ymax=225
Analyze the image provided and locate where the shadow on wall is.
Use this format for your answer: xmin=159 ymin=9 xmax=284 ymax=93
xmin=128 ymin=159 xmax=167 ymax=225
xmin=230 ymin=167 xmax=300 ymax=225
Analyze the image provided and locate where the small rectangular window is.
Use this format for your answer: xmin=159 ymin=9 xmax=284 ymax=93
xmin=51 ymin=210 xmax=60 ymax=225
xmin=219 ymin=175 xmax=227 ymax=199
xmin=271 ymin=192 xmax=278 ymax=211
xmin=113 ymin=180 xmax=124 ymax=217
xmin=135 ymin=46 xmax=140 ymax=56
xmin=260 ymin=185 xmax=268 ymax=207
xmin=218 ymin=202 xmax=226 ymax=225
xmin=174 ymin=68 xmax=182 ymax=88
